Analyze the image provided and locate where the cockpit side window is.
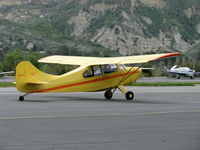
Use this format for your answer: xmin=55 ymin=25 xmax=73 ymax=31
xmin=93 ymin=65 xmax=102 ymax=76
xmin=102 ymin=64 xmax=117 ymax=74
xmin=83 ymin=64 xmax=118 ymax=78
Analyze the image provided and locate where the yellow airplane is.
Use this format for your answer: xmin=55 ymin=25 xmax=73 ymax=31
xmin=16 ymin=53 xmax=180 ymax=101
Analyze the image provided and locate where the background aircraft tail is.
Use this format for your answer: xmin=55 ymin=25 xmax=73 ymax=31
xmin=170 ymin=65 xmax=177 ymax=70
xmin=16 ymin=61 xmax=58 ymax=93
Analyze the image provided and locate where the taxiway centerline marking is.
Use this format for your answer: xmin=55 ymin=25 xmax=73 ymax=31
xmin=0 ymin=110 xmax=200 ymax=120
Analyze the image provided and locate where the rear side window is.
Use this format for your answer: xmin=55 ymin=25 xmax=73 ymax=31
xmin=83 ymin=67 xmax=93 ymax=78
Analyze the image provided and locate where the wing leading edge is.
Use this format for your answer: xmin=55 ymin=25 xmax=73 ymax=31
xmin=38 ymin=53 xmax=181 ymax=66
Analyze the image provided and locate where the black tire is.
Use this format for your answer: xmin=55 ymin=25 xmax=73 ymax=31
xmin=19 ymin=96 xmax=24 ymax=101
xmin=126 ymin=91 xmax=134 ymax=100
xmin=104 ymin=91 xmax=113 ymax=99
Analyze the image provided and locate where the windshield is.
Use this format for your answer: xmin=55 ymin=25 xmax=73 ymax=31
xmin=102 ymin=64 xmax=117 ymax=74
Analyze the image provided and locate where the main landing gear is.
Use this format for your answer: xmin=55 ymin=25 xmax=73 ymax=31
xmin=104 ymin=90 xmax=113 ymax=99
xmin=125 ymin=91 xmax=134 ymax=100
xmin=104 ymin=86 xmax=134 ymax=101
xmin=104 ymin=64 xmax=142 ymax=101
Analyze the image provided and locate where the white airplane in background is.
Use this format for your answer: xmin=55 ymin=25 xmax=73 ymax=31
xmin=167 ymin=65 xmax=200 ymax=79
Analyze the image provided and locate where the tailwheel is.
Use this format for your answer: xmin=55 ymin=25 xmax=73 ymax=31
xmin=125 ymin=91 xmax=134 ymax=100
xmin=19 ymin=96 xmax=24 ymax=101
xmin=19 ymin=93 xmax=29 ymax=101
xmin=104 ymin=91 xmax=113 ymax=99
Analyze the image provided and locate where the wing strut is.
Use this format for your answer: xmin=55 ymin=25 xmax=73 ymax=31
xmin=113 ymin=63 xmax=143 ymax=93
xmin=104 ymin=64 xmax=143 ymax=100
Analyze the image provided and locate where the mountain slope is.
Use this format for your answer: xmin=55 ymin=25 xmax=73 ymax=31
xmin=0 ymin=0 xmax=200 ymax=57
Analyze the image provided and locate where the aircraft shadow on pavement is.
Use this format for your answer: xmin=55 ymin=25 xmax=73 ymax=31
xmin=12 ymin=98 xmax=50 ymax=103
xmin=12 ymin=95 xmax=180 ymax=104
xmin=12 ymin=95 xmax=135 ymax=103
xmin=40 ymin=95 xmax=132 ymax=103
xmin=133 ymin=99 xmax=179 ymax=105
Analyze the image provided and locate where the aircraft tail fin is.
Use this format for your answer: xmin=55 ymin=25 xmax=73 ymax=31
xmin=170 ymin=65 xmax=177 ymax=70
xmin=16 ymin=61 xmax=57 ymax=93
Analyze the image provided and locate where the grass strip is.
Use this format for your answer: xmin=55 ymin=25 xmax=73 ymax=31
xmin=132 ymin=82 xmax=200 ymax=86
xmin=0 ymin=82 xmax=15 ymax=87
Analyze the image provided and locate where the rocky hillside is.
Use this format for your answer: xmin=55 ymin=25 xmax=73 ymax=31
xmin=0 ymin=0 xmax=200 ymax=57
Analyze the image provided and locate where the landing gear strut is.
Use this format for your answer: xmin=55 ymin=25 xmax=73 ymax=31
xmin=19 ymin=93 xmax=29 ymax=101
xmin=118 ymin=86 xmax=134 ymax=101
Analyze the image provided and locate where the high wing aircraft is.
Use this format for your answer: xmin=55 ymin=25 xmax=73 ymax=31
xmin=166 ymin=65 xmax=200 ymax=79
xmin=16 ymin=53 xmax=180 ymax=101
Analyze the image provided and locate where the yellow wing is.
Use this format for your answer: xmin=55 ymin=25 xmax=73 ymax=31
xmin=38 ymin=55 xmax=101 ymax=65
xmin=38 ymin=53 xmax=181 ymax=66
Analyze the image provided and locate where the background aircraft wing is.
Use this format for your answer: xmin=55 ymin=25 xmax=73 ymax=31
xmin=0 ymin=71 xmax=14 ymax=75
xmin=38 ymin=53 xmax=181 ymax=66
xmin=195 ymin=72 xmax=200 ymax=76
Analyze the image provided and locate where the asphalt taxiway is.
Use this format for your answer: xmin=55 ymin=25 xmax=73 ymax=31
xmin=0 ymin=86 xmax=200 ymax=150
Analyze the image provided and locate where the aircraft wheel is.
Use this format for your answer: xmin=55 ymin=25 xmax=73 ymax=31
xmin=104 ymin=91 xmax=113 ymax=99
xmin=19 ymin=96 xmax=24 ymax=101
xmin=126 ymin=91 xmax=134 ymax=100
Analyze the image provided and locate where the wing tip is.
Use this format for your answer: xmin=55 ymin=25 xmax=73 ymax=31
xmin=153 ymin=52 xmax=181 ymax=61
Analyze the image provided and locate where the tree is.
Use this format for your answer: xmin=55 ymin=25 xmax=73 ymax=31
xmin=1 ymin=49 xmax=42 ymax=71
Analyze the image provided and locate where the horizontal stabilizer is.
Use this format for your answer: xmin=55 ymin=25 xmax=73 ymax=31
xmin=27 ymin=81 xmax=48 ymax=85
xmin=141 ymin=68 xmax=155 ymax=70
